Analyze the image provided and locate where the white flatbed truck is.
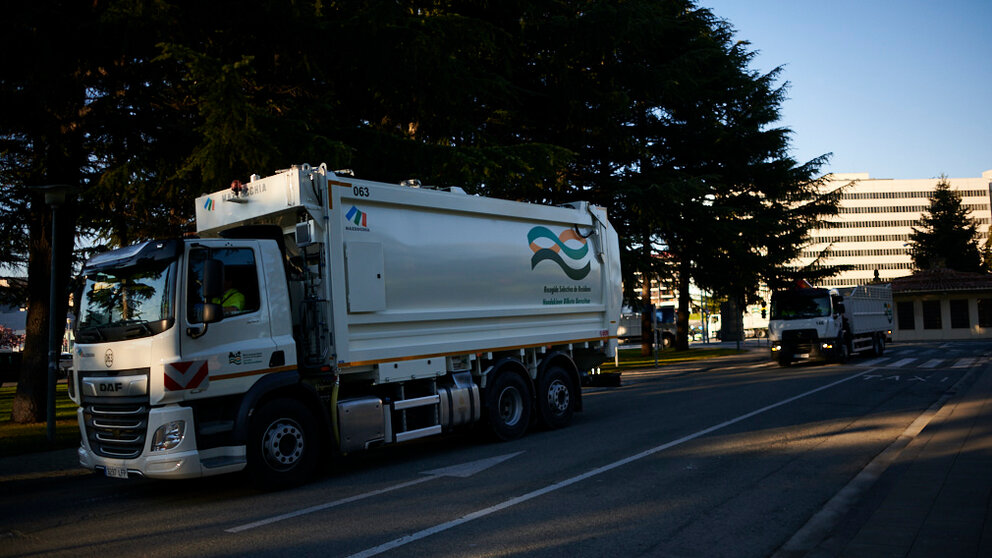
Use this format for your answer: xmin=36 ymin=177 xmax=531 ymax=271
xmin=768 ymin=284 xmax=893 ymax=366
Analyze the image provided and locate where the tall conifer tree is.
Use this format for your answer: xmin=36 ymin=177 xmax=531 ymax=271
xmin=908 ymin=176 xmax=983 ymax=272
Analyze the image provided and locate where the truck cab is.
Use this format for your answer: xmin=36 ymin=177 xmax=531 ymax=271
xmin=72 ymin=238 xmax=296 ymax=479
xmin=768 ymin=288 xmax=846 ymax=365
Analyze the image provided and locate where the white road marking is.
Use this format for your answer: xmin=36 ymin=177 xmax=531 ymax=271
xmin=347 ymin=369 xmax=873 ymax=558
xmin=918 ymin=359 xmax=943 ymax=369
xmin=226 ymin=452 xmax=523 ymax=533
xmin=952 ymin=357 xmax=977 ymax=368
xmin=860 ymin=358 xmax=890 ymax=367
xmin=889 ymin=358 xmax=917 ymax=368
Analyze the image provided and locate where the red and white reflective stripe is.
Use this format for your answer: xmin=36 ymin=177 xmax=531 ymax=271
xmin=164 ymin=360 xmax=209 ymax=391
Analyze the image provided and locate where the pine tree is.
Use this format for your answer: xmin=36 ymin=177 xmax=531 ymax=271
xmin=908 ymin=176 xmax=983 ymax=272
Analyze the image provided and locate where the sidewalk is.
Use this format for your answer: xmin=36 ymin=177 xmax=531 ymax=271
xmin=804 ymin=359 xmax=992 ymax=557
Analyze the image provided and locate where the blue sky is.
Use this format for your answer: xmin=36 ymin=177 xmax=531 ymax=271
xmin=702 ymin=0 xmax=992 ymax=179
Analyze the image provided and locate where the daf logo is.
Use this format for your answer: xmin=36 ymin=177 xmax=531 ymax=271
xmin=105 ymin=349 xmax=114 ymax=368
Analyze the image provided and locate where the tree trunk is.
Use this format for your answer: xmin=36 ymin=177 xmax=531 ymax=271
xmin=12 ymin=202 xmax=53 ymax=423
xmin=676 ymin=258 xmax=691 ymax=351
xmin=640 ymin=231 xmax=653 ymax=356
xmin=11 ymin=188 xmax=80 ymax=423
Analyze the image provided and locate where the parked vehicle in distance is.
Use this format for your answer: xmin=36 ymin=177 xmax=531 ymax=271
xmin=618 ymin=305 xmax=677 ymax=348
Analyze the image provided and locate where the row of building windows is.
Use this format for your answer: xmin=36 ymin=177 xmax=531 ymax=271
xmin=801 ymin=248 xmax=907 ymax=258
xmin=839 ymin=190 xmax=989 ymax=200
xmin=813 ymin=234 xmax=911 ymax=243
xmin=806 ymin=262 xmax=915 ymax=271
xmin=824 ymin=218 xmax=991 ymax=228
xmin=817 ymin=278 xmax=878 ymax=287
xmin=837 ymin=204 xmax=988 ymax=214
xmin=897 ymin=299 xmax=992 ymax=330
xmin=812 ymin=231 xmax=988 ymax=244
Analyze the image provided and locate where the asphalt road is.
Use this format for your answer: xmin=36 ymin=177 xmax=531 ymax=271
xmin=2 ymin=340 xmax=989 ymax=558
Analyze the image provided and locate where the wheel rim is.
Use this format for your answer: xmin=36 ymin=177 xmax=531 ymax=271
xmin=546 ymin=379 xmax=570 ymax=415
xmin=498 ymin=385 xmax=524 ymax=426
xmin=261 ymin=418 xmax=305 ymax=471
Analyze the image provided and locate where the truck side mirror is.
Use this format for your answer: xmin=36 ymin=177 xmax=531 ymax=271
xmin=187 ymin=259 xmax=225 ymax=338
xmin=202 ymin=258 xmax=224 ymax=299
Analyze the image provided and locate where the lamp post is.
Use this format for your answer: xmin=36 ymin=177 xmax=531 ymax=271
xmin=34 ymin=183 xmax=75 ymax=443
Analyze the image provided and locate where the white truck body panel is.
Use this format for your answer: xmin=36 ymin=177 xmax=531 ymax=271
xmin=196 ymin=166 xmax=621 ymax=374
xmin=838 ymin=284 xmax=894 ymax=336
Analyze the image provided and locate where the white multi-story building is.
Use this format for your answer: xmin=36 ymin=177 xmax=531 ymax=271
xmin=798 ymin=170 xmax=992 ymax=288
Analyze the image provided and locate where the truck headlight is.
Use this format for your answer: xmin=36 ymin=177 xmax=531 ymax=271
xmin=150 ymin=420 xmax=186 ymax=452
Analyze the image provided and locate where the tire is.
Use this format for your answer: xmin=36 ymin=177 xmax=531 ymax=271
xmin=836 ymin=339 xmax=849 ymax=363
xmin=485 ymin=369 xmax=532 ymax=441
xmin=248 ymin=398 xmax=319 ymax=489
xmin=536 ymin=366 xmax=575 ymax=430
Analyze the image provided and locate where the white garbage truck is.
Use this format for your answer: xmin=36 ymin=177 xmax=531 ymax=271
xmin=768 ymin=283 xmax=892 ymax=366
xmin=69 ymin=164 xmax=622 ymax=487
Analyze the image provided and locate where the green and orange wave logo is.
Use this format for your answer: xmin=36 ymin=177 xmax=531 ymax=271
xmin=528 ymin=226 xmax=590 ymax=280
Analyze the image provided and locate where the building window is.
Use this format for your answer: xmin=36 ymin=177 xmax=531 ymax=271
xmin=979 ymin=299 xmax=992 ymax=328
xmin=949 ymin=299 xmax=970 ymax=329
xmin=897 ymin=301 xmax=915 ymax=330
xmin=922 ymin=300 xmax=942 ymax=330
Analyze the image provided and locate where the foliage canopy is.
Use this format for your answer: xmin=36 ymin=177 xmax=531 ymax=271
xmin=0 ymin=0 xmax=836 ymax=417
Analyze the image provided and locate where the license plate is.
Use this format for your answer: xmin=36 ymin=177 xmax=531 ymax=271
xmin=797 ymin=353 xmax=810 ymax=359
xmin=105 ymin=465 xmax=128 ymax=479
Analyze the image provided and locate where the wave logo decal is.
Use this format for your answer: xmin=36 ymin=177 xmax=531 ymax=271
xmin=528 ymin=226 xmax=590 ymax=280
xmin=345 ymin=206 xmax=368 ymax=227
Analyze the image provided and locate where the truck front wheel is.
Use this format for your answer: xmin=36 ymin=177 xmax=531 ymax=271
xmin=485 ymin=370 xmax=532 ymax=441
xmin=836 ymin=339 xmax=849 ymax=363
xmin=248 ymin=398 xmax=319 ymax=489
xmin=536 ymin=366 xmax=575 ymax=430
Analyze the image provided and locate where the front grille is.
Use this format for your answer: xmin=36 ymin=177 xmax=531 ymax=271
xmin=83 ymin=401 xmax=149 ymax=459
xmin=782 ymin=329 xmax=818 ymax=342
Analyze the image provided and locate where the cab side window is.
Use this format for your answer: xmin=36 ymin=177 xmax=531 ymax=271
xmin=187 ymin=248 xmax=260 ymax=318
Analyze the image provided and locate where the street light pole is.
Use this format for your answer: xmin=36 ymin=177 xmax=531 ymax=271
xmin=35 ymin=184 xmax=73 ymax=443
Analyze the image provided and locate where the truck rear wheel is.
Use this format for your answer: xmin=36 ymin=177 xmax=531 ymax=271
xmin=485 ymin=370 xmax=532 ymax=441
xmin=536 ymin=366 xmax=575 ymax=430
xmin=872 ymin=335 xmax=885 ymax=356
xmin=248 ymin=398 xmax=319 ymax=489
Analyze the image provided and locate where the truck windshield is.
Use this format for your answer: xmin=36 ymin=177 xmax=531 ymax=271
xmin=76 ymin=260 xmax=177 ymax=343
xmin=770 ymin=291 xmax=831 ymax=320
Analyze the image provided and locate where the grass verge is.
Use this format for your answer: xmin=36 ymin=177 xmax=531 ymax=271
xmin=1 ymin=384 xmax=80 ymax=457
xmin=600 ymin=347 xmax=745 ymax=371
